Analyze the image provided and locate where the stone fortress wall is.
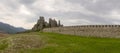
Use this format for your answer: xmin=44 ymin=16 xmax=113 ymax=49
xmin=43 ymin=25 xmax=120 ymax=38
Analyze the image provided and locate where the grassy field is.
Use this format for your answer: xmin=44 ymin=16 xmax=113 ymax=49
xmin=0 ymin=32 xmax=120 ymax=53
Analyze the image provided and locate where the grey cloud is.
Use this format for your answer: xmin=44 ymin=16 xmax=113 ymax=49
xmin=66 ymin=0 xmax=120 ymax=14
xmin=0 ymin=0 xmax=120 ymax=29
xmin=0 ymin=0 xmax=20 ymax=9
xmin=18 ymin=0 xmax=36 ymax=5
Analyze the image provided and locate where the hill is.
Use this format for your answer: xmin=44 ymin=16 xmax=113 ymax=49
xmin=0 ymin=32 xmax=120 ymax=53
xmin=0 ymin=22 xmax=26 ymax=34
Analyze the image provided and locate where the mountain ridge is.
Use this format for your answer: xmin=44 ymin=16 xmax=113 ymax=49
xmin=0 ymin=22 xmax=26 ymax=34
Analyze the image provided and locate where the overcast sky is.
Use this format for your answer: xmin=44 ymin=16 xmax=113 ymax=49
xmin=0 ymin=0 xmax=120 ymax=29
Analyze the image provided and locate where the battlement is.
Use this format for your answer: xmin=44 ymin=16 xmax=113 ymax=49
xmin=64 ymin=25 xmax=120 ymax=28
xmin=43 ymin=25 xmax=120 ymax=38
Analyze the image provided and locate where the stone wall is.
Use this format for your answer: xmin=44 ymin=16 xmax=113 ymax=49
xmin=43 ymin=25 xmax=120 ymax=38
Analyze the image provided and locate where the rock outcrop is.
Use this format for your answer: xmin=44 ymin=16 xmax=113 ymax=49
xmin=32 ymin=16 xmax=45 ymax=31
xmin=32 ymin=16 xmax=63 ymax=31
xmin=49 ymin=18 xmax=58 ymax=27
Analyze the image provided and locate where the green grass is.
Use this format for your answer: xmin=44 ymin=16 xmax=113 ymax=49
xmin=0 ymin=32 xmax=120 ymax=53
xmin=0 ymin=40 xmax=8 ymax=50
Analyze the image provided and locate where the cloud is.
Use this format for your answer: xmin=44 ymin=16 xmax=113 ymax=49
xmin=19 ymin=0 xmax=36 ymax=5
xmin=0 ymin=0 xmax=120 ymax=29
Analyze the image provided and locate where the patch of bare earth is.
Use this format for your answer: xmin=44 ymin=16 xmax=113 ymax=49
xmin=0 ymin=33 xmax=8 ymax=37
xmin=1 ymin=35 xmax=45 ymax=53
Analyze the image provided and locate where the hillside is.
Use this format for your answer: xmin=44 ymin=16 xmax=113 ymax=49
xmin=0 ymin=22 xmax=26 ymax=34
xmin=0 ymin=32 xmax=120 ymax=53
